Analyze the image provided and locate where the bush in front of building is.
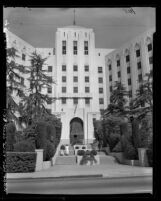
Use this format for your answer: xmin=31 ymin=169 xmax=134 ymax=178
xmin=6 ymin=122 xmax=16 ymax=151
xmin=77 ymin=150 xmax=85 ymax=156
xmin=13 ymin=140 xmax=35 ymax=152
xmin=6 ymin=152 xmax=37 ymax=173
xmin=46 ymin=123 xmax=56 ymax=142
xmin=90 ymin=150 xmax=97 ymax=156
xmin=44 ymin=140 xmax=55 ymax=161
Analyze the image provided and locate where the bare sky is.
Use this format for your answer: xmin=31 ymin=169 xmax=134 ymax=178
xmin=3 ymin=7 xmax=155 ymax=49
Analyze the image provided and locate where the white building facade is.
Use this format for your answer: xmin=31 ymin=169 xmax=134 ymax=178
xmin=105 ymin=28 xmax=155 ymax=106
xmin=6 ymin=25 xmax=154 ymax=145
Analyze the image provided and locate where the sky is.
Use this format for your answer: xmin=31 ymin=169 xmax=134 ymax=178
xmin=3 ymin=7 xmax=155 ymax=49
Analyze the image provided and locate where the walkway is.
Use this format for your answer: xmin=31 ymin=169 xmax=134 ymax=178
xmin=6 ymin=163 xmax=152 ymax=179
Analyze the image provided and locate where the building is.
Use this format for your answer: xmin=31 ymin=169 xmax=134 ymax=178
xmin=5 ymin=25 xmax=154 ymax=145
xmin=105 ymin=28 xmax=155 ymax=106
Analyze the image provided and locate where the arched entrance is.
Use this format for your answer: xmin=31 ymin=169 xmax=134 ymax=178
xmin=70 ymin=117 xmax=84 ymax=145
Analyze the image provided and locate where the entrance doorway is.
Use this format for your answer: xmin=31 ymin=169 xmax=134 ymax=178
xmin=70 ymin=117 xmax=84 ymax=145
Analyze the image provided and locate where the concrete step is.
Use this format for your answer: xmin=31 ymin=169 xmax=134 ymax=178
xmin=58 ymin=150 xmax=75 ymax=156
xmin=55 ymin=156 xmax=77 ymax=165
xmin=99 ymin=155 xmax=118 ymax=165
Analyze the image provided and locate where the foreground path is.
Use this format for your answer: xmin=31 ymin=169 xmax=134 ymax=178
xmin=7 ymin=164 xmax=152 ymax=179
xmin=6 ymin=175 xmax=152 ymax=194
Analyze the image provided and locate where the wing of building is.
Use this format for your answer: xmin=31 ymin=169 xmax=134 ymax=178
xmin=5 ymin=25 xmax=155 ymax=145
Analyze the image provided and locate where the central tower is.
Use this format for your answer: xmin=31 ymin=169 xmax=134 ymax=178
xmin=54 ymin=25 xmax=100 ymax=144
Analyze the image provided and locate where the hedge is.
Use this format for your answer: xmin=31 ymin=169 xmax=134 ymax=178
xmin=6 ymin=152 xmax=37 ymax=173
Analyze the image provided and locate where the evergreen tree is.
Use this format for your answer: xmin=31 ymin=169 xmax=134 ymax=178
xmin=20 ymin=51 xmax=55 ymax=125
xmin=6 ymin=47 xmax=27 ymax=125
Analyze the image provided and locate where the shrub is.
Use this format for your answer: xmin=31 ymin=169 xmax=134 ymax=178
xmin=46 ymin=123 xmax=56 ymax=142
xmin=15 ymin=131 xmax=25 ymax=143
xmin=6 ymin=122 xmax=16 ymax=151
xmin=24 ymin=124 xmax=37 ymax=143
xmin=75 ymin=146 xmax=79 ymax=149
xmin=85 ymin=150 xmax=91 ymax=155
xmin=112 ymin=141 xmax=122 ymax=152
xmin=44 ymin=140 xmax=55 ymax=161
xmin=90 ymin=150 xmax=97 ymax=156
xmin=35 ymin=121 xmax=47 ymax=149
xmin=6 ymin=152 xmax=36 ymax=173
xmin=82 ymin=146 xmax=86 ymax=149
xmin=108 ymin=133 xmax=120 ymax=151
xmin=14 ymin=140 xmax=35 ymax=152
xmin=77 ymin=150 xmax=85 ymax=156
xmin=60 ymin=145 xmax=65 ymax=150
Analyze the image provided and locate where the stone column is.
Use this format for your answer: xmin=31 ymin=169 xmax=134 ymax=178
xmin=35 ymin=149 xmax=43 ymax=171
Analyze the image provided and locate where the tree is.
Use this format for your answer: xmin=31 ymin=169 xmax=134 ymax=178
xmin=6 ymin=47 xmax=27 ymax=125
xmin=20 ymin=51 xmax=55 ymax=125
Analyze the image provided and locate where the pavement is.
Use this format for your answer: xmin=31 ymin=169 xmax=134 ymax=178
xmin=6 ymin=163 xmax=152 ymax=180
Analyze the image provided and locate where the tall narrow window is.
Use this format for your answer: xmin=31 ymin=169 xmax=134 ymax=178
xmin=85 ymin=76 xmax=89 ymax=82
xmin=22 ymin=53 xmax=26 ymax=61
xmin=126 ymin=55 xmax=130 ymax=62
xmin=85 ymin=65 xmax=89 ymax=72
xmin=62 ymin=87 xmax=66 ymax=93
xmin=73 ymin=98 xmax=78 ymax=104
xmin=117 ymin=60 xmax=120 ymax=67
xmin=48 ymin=66 xmax=52 ymax=72
xmin=99 ymin=88 xmax=103 ymax=94
xmin=110 ymin=86 xmax=112 ymax=92
xmin=138 ymin=74 xmax=142 ymax=82
xmin=84 ymin=41 xmax=88 ymax=55
xmin=73 ymin=87 xmax=78 ymax=93
xmin=62 ymin=76 xmax=66 ymax=82
xmin=47 ymin=87 xmax=52 ymax=93
xmin=109 ymin=75 xmax=112 ymax=81
xmin=73 ymin=41 xmax=77 ymax=55
xmin=148 ymin=43 xmax=152 ymax=52
xmin=73 ymin=65 xmax=78 ymax=71
xmin=98 ymin=77 xmax=103 ymax=83
xmin=149 ymin=56 xmax=153 ymax=64
xmin=136 ymin=49 xmax=140 ymax=57
xmin=62 ymin=98 xmax=66 ymax=104
xmin=73 ymin=76 xmax=78 ymax=82
xmin=108 ymin=64 xmax=112 ymax=71
xmin=99 ymin=98 xmax=104 ymax=104
xmin=62 ymin=65 xmax=66 ymax=71
xmin=127 ymin=66 xmax=131 ymax=74
xmin=137 ymin=62 xmax=142 ymax=70
xmin=85 ymin=98 xmax=90 ymax=105
xmin=128 ymin=78 xmax=131 ymax=86
xmin=118 ymin=71 xmax=121 ymax=78
xmin=98 ymin=67 xmax=102 ymax=73
xmin=62 ymin=40 xmax=66 ymax=55
xmin=85 ymin=87 xmax=90 ymax=93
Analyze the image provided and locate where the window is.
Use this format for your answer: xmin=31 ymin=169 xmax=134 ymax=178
xmin=39 ymin=85 xmax=41 ymax=92
xmin=73 ymin=76 xmax=78 ymax=82
xmin=98 ymin=53 xmax=100 ymax=56
xmin=148 ymin=43 xmax=152 ymax=52
xmin=110 ymin=86 xmax=112 ymax=92
xmin=62 ymin=87 xmax=66 ymax=93
xmin=73 ymin=87 xmax=78 ymax=93
xmin=98 ymin=77 xmax=103 ymax=83
xmin=127 ymin=66 xmax=131 ymax=74
xmin=99 ymin=98 xmax=104 ymax=104
xmin=126 ymin=55 xmax=130 ymax=62
xmin=108 ymin=64 xmax=112 ymax=71
xmin=85 ymin=65 xmax=89 ymax=72
xmin=98 ymin=67 xmax=102 ymax=73
xmin=85 ymin=76 xmax=89 ymax=82
xmin=84 ymin=41 xmax=88 ymax=55
xmin=47 ymin=97 xmax=52 ymax=104
xmin=62 ymin=76 xmax=66 ymax=82
xmin=99 ymin=88 xmax=103 ymax=94
xmin=62 ymin=40 xmax=66 ymax=55
xmin=22 ymin=53 xmax=26 ymax=61
xmin=129 ymin=90 xmax=132 ymax=98
xmin=21 ymin=77 xmax=24 ymax=85
xmin=138 ymin=74 xmax=142 ymax=82
xmin=85 ymin=87 xmax=90 ymax=93
xmin=47 ymin=87 xmax=52 ymax=93
xmin=117 ymin=60 xmax=120 ymax=66
xmin=85 ymin=98 xmax=90 ymax=105
xmin=73 ymin=98 xmax=78 ymax=104
xmin=62 ymin=98 xmax=66 ymax=104
xmin=48 ymin=66 xmax=52 ymax=72
xmin=73 ymin=41 xmax=77 ymax=55
xmin=109 ymin=75 xmax=112 ymax=81
xmin=73 ymin=65 xmax=78 ymax=71
xmin=48 ymin=76 xmax=52 ymax=83
xmin=136 ymin=49 xmax=140 ymax=57
xmin=128 ymin=78 xmax=131 ymax=85
xmin=62 ymin=65 xmax=66 ymax=71
xmin=118 ymin=71 xmax=121 ymax=78
xmin=149 ymin=56 xmax=153 ymax=64
xmin=137 ymin=62 xmax=142 ymax=70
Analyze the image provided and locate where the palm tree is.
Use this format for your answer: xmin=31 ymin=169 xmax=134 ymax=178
xmin=20 ymin=51 xmax=55 ymax=125
xmin=6 ymin=47 xmax=27 ymax=126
